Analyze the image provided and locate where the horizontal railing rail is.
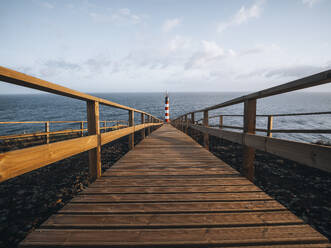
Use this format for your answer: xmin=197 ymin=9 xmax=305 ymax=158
xmin=194 ymin=111 xmax=331 ymax=136
xmin=0 ymin=66 xmax=163 ymax=183
xmin=0 ymin=120 xmax=128 ymax=141
xmin=172 ymin=69 xmax=331 ymax=180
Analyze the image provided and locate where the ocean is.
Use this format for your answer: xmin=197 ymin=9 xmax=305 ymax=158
xmin=0 ymin=92 xmax=330 ymax=143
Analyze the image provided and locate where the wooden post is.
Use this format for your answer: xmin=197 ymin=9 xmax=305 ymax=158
xmin=128 ymin=110 xmax=134 ymax=150
xmin=141 ymin=113 xmax=145 ymax=139
xmin=80 ymin=122 xmax=84 ymax=136
xmin=87 ymin=101 xmax=101 ymax=182
xmin=45 ymin=121 xmax=50 ymax=144
xmin=184 ymin=115 xmax=188 ymax=133
xmin=219 ymin=115 xmax=223 ymax=129
xmin=147 ymin=115 xmax=151 ymax=136
xmin=267 ymin=115 xmax=273 ymax=137
xmin=191 ymin=113 xmax=195 ymax=136
xmin=242 ymin=99 xmax=256 ymax=182
xmin=203 ymin=110 xmax=209 ymax=149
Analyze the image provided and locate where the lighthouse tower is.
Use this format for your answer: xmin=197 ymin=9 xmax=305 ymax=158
xmin=165 ymin=92 xmax=170 ymax=123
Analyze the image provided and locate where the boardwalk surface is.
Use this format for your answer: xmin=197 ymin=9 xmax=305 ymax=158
xmin=20 ymin=124 xmax=329 ymax=247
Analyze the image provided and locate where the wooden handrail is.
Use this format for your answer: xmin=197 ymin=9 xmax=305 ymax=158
xmin=0 ymin=120 xmax=128 ymax=124
xmin=0 ymin=123 xmax=160 ymax=183
xmin=184 ymin=69 xmax=331 ymax=114
xmin=0 ymin=66 xmax=161 ymax=120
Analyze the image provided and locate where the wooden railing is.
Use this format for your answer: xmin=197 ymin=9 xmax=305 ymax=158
xmin=195 ymin=111 xmax=331 ymax=137
xmin=172 ymin=69 xmax=331 ymax=180
xmin=0 ymin=66 xmax=163 ymax=183
xmin=0 ymin=120 xmax=128 ymax=143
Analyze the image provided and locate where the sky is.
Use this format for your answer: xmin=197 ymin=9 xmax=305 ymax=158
xmin=0 ymin=0 xmax=331 ymax=94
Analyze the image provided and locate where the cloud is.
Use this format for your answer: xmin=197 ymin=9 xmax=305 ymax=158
xmin=265 ymin=64 xmax=329 ymax=78
xmin=302 ymin=0 xmax=321 ymax=7
xmin=162 ymin=18 xmax=181 ymax=32
xmin=168 ymin=36 xmax=192 ymax=51
xmin=185 ymin=40 xmax=228 ymax=69
xmin=43 ymin=59 xmax=81 ymax=71
xmin=217 ymin=0 xmax=264 ymax=33
xmin=89 ymin=8 xmax=143 ymax=24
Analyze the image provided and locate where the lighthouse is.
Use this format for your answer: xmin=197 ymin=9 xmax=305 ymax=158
xmin=165 ymin=92 xmax=170 ymax=123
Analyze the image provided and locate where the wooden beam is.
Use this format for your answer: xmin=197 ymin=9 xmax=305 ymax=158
xmin=87 ymin=101 xmax=101 ymax=182
xmin=147 ymin=116 xmax=151 ymax=136
xmin=0 ymin=66 xmax=162 ymax=121
xmin=190 ymin=124 xmax=331 ymax=173
xmin=141 ymin=113 xmax=145 ymax=139
xmin=191 ymin=113 xmax=195 ymax=124
xmin=203 ymin=110 xmax=209 ymax=149
xmin=192 ymin=69 xmax=331 ymax=113
xmin=219 ymin=116 xmax=223 ymax=129
xmin=45 ymin=121 xmax=50 ymax=144
xmin=80 ymin=122 xmax=84 ymax=137
xmin=242 ymin=99 xmax=256 ymax=182
xmin=267 ymin=115 xmax=273 ymax=137
xmin=128 ymin=110 xmax=134 ymax=149
xmin=0 ymin=135 xmax=98 ymax=183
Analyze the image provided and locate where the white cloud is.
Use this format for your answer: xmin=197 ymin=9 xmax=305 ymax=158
xmin=162 ymin=18 xmax=181 ymax=32
xmin=185 ymin=40 xmax=229 ymax=69
xmin=302 ymin=0 xmax=321 ymax=7
xmin=218 ymin=0 xmax=264 ymax=33
xmin=168 ymin=36 xmax=192 ymax=51
xmin=89 ymin=8 xmax=142 ymax=24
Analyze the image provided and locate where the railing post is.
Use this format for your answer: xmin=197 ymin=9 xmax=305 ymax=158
xmin=147 ymin=115 xmax=151 ymax=136
xmin=45 ymin=121 xmax=50 ymax=144
xmin=203 ymin=110 xmax=209 ymax=149
xmin=87 ymin=101 xmax=101 ymax=182
xmin=80 ymin=121 xmax=84 ymax=136
xmin=141 ymin=113 xmax=145 ymax=139
xmin=128 ymin=110 xmax=134 ymax=150
xmin=242 ymin=99 xmax=256 ymax=182
xmin=191 ymin=113 xmax=195 ymax=136
xmin=219 ymin=115 xmax=223 ymax=129
xmin=103 ymin=121 xmax=106 ymax=133
xmin=184 ymin=115 xmax=188 ymax=133
xmin=267 ymin=115 xmax=273 ymax=137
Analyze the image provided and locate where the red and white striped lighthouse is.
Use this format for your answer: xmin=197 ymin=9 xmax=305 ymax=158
xmin=165 ymin=92 xmax=170 ymax=123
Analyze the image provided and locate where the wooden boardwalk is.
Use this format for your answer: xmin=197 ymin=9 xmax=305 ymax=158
xmin=20 ymin=124 xmax=329 ymax=247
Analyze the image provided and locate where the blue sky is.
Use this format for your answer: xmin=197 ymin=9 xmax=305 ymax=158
xmin=1 ymin=0 xmax=331 ymax=93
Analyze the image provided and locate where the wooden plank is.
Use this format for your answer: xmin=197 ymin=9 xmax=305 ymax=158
xmin=71 ymin=192 xmax=272 ymax=203
xmin=191 ymin=124 xmax=331 ymax=173
xmin=87 ymin=101 xmax=101 ymax=182
xmin=102 ymin=170 xmax=238 ymax=177
xmin=91 ymin=178 xmax=251 ymax=187
xmin=20 ymin=225 xmax=328 ymax=247
xmin=81 ymin=185 xmax=261 ymax=194
xmin=100 ymin=123 xmax=160 ymax=145
xmin=59 ymin=201 xmax=287 ymax=214
xmin=42 ymin=211 xmax=303 ymax=228
xmin=0 ymin=135 xmax=97 ymax=183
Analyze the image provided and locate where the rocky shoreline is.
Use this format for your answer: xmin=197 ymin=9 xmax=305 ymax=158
xmin=0 ymin=129 xmax=152 ymax=248
xmin=188 ymin=127 xmax=331 ymax=241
